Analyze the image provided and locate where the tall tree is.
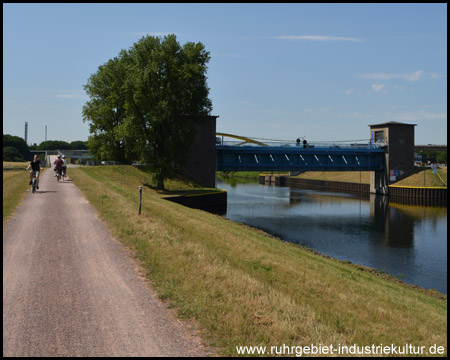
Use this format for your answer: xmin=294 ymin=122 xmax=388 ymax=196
xmin=123 ymin=34 xmax=212 ymax=189
xmin=83 ymin=57 xmax=133 ymax=163
xmin=83 ymin=34 xmax=212 ymax=189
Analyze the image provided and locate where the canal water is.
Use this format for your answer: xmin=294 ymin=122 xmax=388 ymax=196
xmin=217 ymin=179 xmax=447 ymax=294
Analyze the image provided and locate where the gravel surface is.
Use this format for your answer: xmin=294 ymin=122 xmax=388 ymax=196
xmin=3 ymin=168 xmax=210 ymax=357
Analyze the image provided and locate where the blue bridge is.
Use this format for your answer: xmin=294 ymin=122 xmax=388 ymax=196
xmin=216 ymin=135 xmax=386 ymax=172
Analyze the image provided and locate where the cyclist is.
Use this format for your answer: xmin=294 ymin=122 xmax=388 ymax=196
xmin=54 ymin=155 xmax=64 ymax=178
xmin=61 ymin=155 xmax=68 ymax=178
xmin=26 ymin=154 xmax=43 ymax=190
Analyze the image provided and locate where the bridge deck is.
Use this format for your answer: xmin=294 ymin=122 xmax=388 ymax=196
xmin=216 ymin=145 xmax=386 ymax=172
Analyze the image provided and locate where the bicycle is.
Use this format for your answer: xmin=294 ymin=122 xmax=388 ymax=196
xmin=30 ymin=171 xmax=38 ymax=193
xmin=62 ymin=167 xmax=66 ymax=181
xmin=55 ymin=167 xmax=62 ymax=182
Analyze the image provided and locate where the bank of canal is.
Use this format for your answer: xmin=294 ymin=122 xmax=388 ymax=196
xmin=218 ymin=179 xmax=447 ymax=294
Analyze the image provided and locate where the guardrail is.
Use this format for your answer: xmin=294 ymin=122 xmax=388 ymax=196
xmin=217 ymin=141 xmax=381 ymax=149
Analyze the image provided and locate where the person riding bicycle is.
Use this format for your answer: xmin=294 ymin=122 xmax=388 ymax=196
xmin=26 ymin=154 xmax=43 ymax=190
xmin=54 ymin=155 xmax=64 ymax=178
xmin=61 ymin=155 xmax=68 ymax=178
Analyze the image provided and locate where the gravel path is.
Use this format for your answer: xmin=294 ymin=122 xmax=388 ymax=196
xmin=3 ymin=168 xmax=209 ymax=357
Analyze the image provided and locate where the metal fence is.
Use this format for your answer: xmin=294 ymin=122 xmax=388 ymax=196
xmin=217 ymin=140 xmax=380 ymax=149
xmin=84 ymin=160 xmax=117 ymax=166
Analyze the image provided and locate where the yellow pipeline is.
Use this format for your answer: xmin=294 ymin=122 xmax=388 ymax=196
xmin=216 ymin=133 xmax=267 ymax=146
xmin=436 ymin=171 xmax=447 ymax=186
xmin=388 ymin=185 xmax=447 ymax=189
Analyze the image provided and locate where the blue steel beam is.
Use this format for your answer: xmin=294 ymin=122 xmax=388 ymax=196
xmin=216 ymin=145 xmax=385 ymax=172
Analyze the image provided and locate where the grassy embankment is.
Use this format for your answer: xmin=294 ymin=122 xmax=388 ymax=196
xmin=295 ymin=168 xmax=447 ymax=188
xmin=394 ymin=167 xmax=447 ymax=187
xmin=218 ymin=171 xmax=278 ymax=181
xmin=3 ymin=161 xmax=31 ymax=170
xmin=70 ymin=165 xmax=447 ymax=357
xmin=220 ymin=167 xmax=448 ymax=187
xmin=3 ymin=161 xmax=41 ymax=223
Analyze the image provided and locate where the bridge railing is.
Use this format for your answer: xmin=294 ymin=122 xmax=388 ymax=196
xmin=217 ymin=140 xmax=381 ymax=149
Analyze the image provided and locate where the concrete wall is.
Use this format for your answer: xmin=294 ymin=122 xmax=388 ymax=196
xmin=164 ymin=190 xmax=227 ymax=214
xmin=389 ymin=186 xmax=447 ymax=200
xmin=261 ymin=175 xmax=371 ymax=193
xmin=180 ymin=116 xmax=218 ymax=188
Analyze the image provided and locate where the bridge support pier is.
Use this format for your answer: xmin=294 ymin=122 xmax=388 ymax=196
xmin=370 ymin=169 xmax=389 ymax=195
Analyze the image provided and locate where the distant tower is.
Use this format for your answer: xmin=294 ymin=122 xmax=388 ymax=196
xmin=24 ymin=122 xmax=28 ymax=144
xmin=45 ymin=125 xmax=47 ymax=141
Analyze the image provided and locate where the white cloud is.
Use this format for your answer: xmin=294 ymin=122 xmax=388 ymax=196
xmin=391 ymin=110 xmax=447 ymax=122
xmin=273 ymin=35 xmax=363 ymax=42
xmin=403 ymin=70 xmax=424 ymax=82
xmin=371 ymin=84 xmax=386 ymax=92
xmin=345 ymin=89 xmax=356 ymax=96
xmin=360 ymin=70 xmax=425 ymax=82
xmin=430 ymin=72 xmax=442 ymax=80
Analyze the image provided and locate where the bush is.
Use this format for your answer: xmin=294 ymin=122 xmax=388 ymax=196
xmin=3 ymin=134 xmax=30 ymax=160
xmin=3 ymin=146 xmax=25 ymax=162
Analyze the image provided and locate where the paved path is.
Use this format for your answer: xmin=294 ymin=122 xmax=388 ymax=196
xmin=3 ymin=169 xmax=209 ymax=357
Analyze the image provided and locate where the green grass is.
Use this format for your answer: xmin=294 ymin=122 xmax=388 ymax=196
xmin=395 ymin=167 xmax=447 ymax=187
xmin=437 ymin=168 xmax=447 ymax=186
xmin=70 ymin=165 xmax=447 ymax=357
xmin=3 ymin=169 xmax=33 ymax=222
xmin=3 ymin=161 xmax=30 ymax=170
xmin=218 ymin=171 xmax=287 ymax=181
xmin=219 ymin=167 xmax=448 ymax=188
xmin=291 ymin=168 xmax=447 ymax=188
xmin=294 ymin=171 xmax=372 ymax=184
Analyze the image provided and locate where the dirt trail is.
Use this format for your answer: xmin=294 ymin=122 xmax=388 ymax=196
xmin=3 ymin=169 xmax=209 ymax=357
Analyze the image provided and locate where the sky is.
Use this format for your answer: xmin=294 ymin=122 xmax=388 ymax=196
xmin=3 ymin=3 xmax=447 ymax=146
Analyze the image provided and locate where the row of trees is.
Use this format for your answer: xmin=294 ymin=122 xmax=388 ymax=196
xmin=3 ymin=134 xmax=88 ymax=162
xmin=418 ymin=150 xmax=447 ymax=164
xmin=3 ymin=134 xmax=30 ymax=162
xmin=30 ymin=140 xmax=88 ymax=151
xmin=82 ymin=34 xmax=212 ymax=189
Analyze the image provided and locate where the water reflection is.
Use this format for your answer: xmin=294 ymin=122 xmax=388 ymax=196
xmin=218 ymin=180 xmax=447 ymax=294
